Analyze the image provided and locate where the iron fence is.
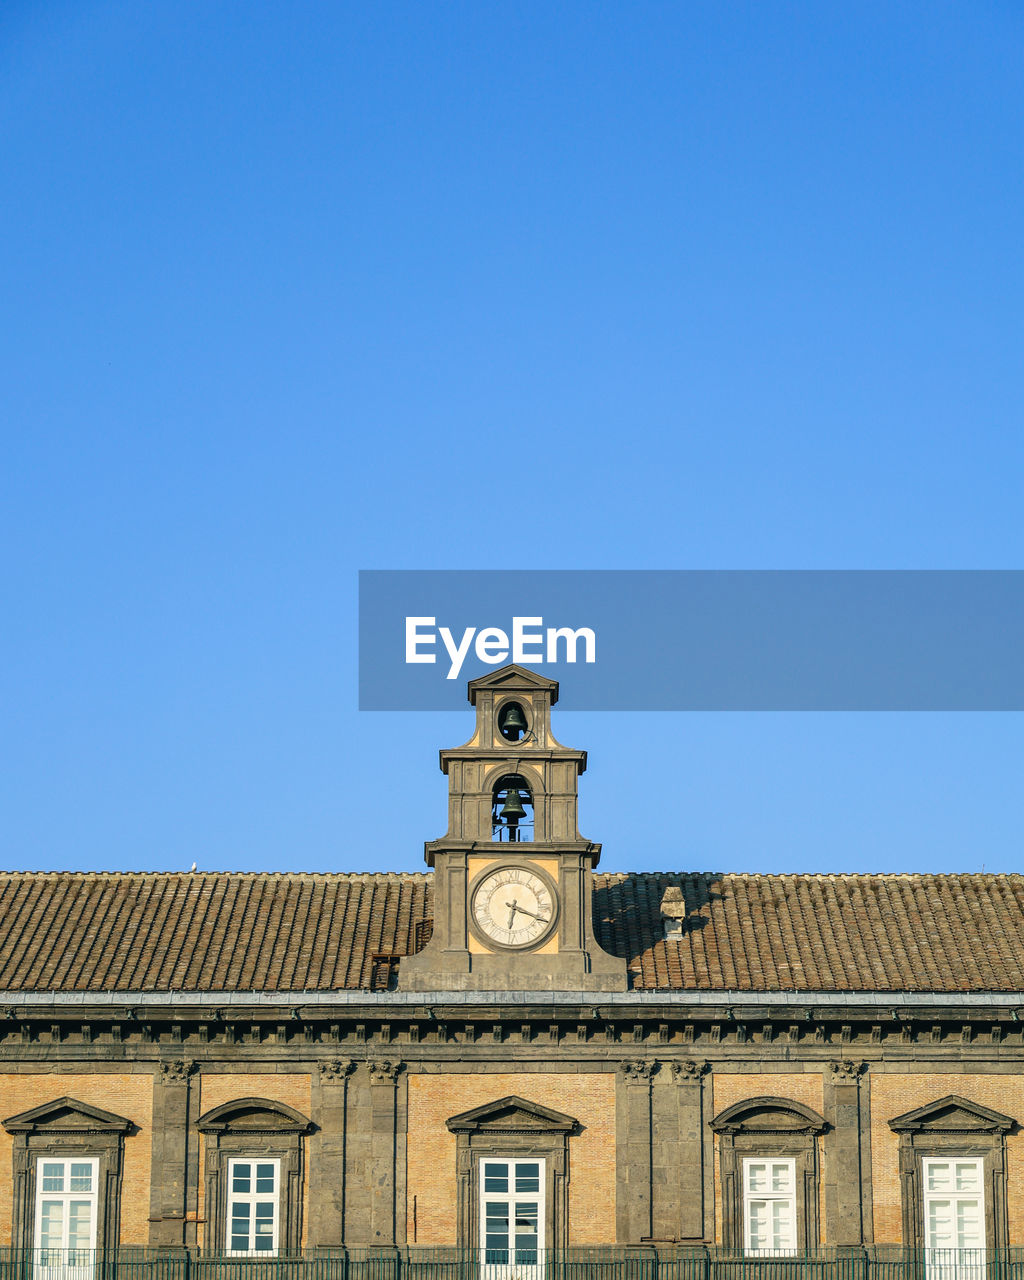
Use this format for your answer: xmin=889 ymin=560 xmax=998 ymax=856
xmin=2 ymin=1248 xmax=1024 ymax=1280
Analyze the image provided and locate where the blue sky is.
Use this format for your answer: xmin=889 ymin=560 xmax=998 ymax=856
xmin=2 ymin=1 xmax=1022 ymax=876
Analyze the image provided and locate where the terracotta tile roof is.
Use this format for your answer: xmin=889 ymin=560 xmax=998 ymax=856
xmin=0 ymin=872 xmax=430 ymax=994
xmin=0 ymin=869 xmax=1022 ymax=994
xmin=596 ymin=872 xmax=1024 ymax=992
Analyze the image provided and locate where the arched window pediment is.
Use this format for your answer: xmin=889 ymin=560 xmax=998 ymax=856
xmin=198 ymin=1098 xmax=310 ymax=1254
xmin=196 ymin=1097 xmax=312 ymax=1136
xmin=711 ymin=1095 xmax=827 ymax=1136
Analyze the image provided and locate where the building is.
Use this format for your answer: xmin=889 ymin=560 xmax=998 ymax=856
xmin=2 ymin=665 xmax=1024 ymax=1275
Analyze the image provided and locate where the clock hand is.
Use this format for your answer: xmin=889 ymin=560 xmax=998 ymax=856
xmin=514 ymin=905 xmax=550 ymax=924
xmin=506 ymin=898 xmax=518 ymax=929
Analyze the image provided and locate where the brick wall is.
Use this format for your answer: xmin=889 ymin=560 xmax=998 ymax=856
xmin=870 ymin=1073 xmax=1024 ymax=1244
xmin=0 ymin=1073 xmax=153 ymax=1246
xmin=406 ymin=1071 xmax=616 ymax=1246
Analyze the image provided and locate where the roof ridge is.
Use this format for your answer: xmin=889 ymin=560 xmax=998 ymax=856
xmin=598 ymin=870 xmax=1024 ymax=882
xmin=1 ymin=868 xmax=1019 ymax=883
xmin=0 ymin=869 xmax=433 ymax=881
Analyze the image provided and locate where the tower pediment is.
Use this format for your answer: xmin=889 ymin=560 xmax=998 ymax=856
xmin=468 ymin=665 xmax=560 ymax=703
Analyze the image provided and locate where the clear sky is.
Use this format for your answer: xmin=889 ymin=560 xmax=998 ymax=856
xmin=2 ymin=2 xmax=1022 ymax=877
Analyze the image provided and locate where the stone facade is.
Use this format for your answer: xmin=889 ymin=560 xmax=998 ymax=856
xmin=4 ymin=1032 xmax=1024 ymax=1250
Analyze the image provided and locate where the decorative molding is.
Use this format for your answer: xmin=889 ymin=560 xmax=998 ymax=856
xmin=446 ymin=1095 xmax=577 ymax=1136
xmin=619 ymin=1059 xmax=655 ymax=1082
xmin=671 ymin=1059 xmax=708 ymax=1081
xmin=447 ymin=1092 xmax=577 ymax=1253
xmin=889 ymin=1095 xmax=1015 ymax=1135
xmin=367 ymin=1058 xmax=402 ymax=1085
xmin=3 ymin=1097 xmax=133 ymax=1134
xmin=3 ymin=1096 xmax=133 ymax=1254
xmin=711 ymin=1096 xmax=827 ymax=1137
xmin=159 ymin=1060 xmax=195 ymax=1083
xmin=196 ymin=1098 xmax=312 ymax=1136
xmin=829 ymin=1060 xmax=863 ymax=1081
xmin=318 ymin=1058 xmax=354 ymax=1082
xmin=198 ymin=1098 xmax=310 ymax=1254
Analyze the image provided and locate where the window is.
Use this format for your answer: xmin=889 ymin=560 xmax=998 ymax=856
xmin=711 ymin=1097 xmax=825 ymax=1253
xmin=196 ymin=1099 xmax=310 ymax=1256
xmin=446 ymin=1096 xmax=577 ymax=1255
xmin=888 ymin=1094 xmax=1014 ymax=1265
xmin=225 ymin=1158 xmax=279 ymax=1255
xmin=3 ymin=1098 xmax=132 ymax=1263
xmin=923 ymin=1159 xmax=985 ymax=1280
xmin=33 ymin=1158 xmax=98 ymax=1280
xmin=480 ymin=1159 xmax=544 ymax=1271
xmin=743 ymin=1158 xmax=797 ymax=1255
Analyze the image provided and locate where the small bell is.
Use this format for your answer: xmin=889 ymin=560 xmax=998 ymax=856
xmin=499 ymin=703 xmax=528 ymax=739
xmin=498 ymin=786 xmax=528 ymax=823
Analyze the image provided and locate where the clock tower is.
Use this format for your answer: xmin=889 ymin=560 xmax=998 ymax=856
xmin=399 ymin=664 xmax=627 ymax=992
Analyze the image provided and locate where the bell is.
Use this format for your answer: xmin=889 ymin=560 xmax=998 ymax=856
xmin=499 ymin=703 xmax=528 ymax=737
xmin=499 ymin=787 xmax=528 ymax=823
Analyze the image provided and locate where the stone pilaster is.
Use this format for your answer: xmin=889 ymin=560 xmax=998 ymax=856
xmin=825 ymin=1061 xmax=867 ymax=1246
xmin=654 ymin=1060 xmax=708 ymax=1242
xmin=309 ymin=1060 xmax=353 ymax=1246
xmin=368 ymin=1059 xmax=403 ymax=1246
xmin=616 ymin=1060 xmax=654 ymax=1243
xmin=148 ymin=1060 xmax=194 ymax=1247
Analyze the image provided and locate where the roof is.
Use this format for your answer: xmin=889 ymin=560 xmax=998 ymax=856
xmin=0 ymin=869 xmax=1022 ymax=995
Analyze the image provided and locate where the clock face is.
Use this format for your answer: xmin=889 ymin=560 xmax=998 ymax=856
xmin=470 ymin=865 xmax=557 ymax=949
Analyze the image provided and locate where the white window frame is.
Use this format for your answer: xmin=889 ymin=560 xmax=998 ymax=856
xmin=742 ymin=1156 xmax=797 ymax=1257
xmin=922 ymin=1157 xmax=986 ymax=1280
xmin=33 ymin=1156 xmax=99 ymax=1280
xmin=225 ymin=1157 xmax=280 ymax=1257
xmin=478 ymin=1157 xmax=546 ymax=1278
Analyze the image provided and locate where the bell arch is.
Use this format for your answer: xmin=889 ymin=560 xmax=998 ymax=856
xmin=491 ymin=773 xmax=534 ymax=842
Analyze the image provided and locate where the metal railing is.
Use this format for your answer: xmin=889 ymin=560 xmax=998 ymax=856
xmin=1 ymin=1248 xmax=1023 ymax=1280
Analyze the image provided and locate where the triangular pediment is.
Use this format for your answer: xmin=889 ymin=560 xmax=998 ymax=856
xmin=3 ymin=1096 xmax=132 ymax=1135
xmin=446 ymin=1094 xmax=577 ymax=1134
xmin=468 ymin=665 xmax=559 ymax=705
xmin=889 ymin=1095 xmax=1015 ymax=1134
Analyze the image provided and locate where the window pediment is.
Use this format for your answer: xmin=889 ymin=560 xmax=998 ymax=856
xmin=711 ymin=1096 xmax=827 ymax=1136
xmin=3 ymin=1096 xmax=132 ymax=1135
xmin=196 ymin=1098 xmax=312 ymax=1135
xmin=889 ymin=1095 xmax=1015 ymax=1135
xmin=446 ymin=1095 xmax=578 ymax=1135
